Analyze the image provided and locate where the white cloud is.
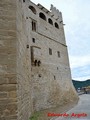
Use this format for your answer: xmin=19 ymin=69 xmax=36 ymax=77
xmin=73 ymin=76 xmax=90 ymax=81
xmin=69 ymin=55 xmax=90 ymax=69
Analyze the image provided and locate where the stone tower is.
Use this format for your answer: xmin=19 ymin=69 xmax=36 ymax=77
xmin=0 ymin=0 xmax=78 ymax=120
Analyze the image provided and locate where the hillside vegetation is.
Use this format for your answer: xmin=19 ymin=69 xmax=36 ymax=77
xmin=72 ymin=79 xmax=90 ymax=89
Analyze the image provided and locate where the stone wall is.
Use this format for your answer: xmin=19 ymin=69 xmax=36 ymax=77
xmin=16 ymin=1 xmax=33 ymax=120
xmin=24 ymin=0 xmax=78 ymax=112
xmin=0 ymin=0 xmax=78 ymax=120
xmin=0 ymin=0 xmax=17 ymax=120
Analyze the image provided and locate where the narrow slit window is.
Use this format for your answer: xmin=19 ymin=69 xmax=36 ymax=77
xmin=49 ymin=48 xmax=52 ymax=55
xmin=32 ymin=38 xmax=35 ymax=43
xmin=32 ymin=21 xmax=36 ymax=31
xmin=34 ymin=60 xmax=37 ymax=66
xmin=57 ymin=51 xmax=60 ymax=58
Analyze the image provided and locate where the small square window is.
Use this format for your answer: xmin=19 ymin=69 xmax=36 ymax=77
xmin=27 ymin=45 xmax=29 ymax=48
xmin=32 ymin=38 xmax=35 ymax=43
xmin=23 ymin=0 xmax=25 ymax=2
xmin=49 ymin=48 xmax=52 ymax=55
xmin=39 ymin=74 xmax=41 ymax=77
xmin=54 ymin=76 xmax=56 ymax=80
xmin=57 ymin=51 xmax=60 ymax=58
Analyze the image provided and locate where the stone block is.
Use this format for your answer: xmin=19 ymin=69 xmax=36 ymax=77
xmin=0 ymin=20 xmax=16 ymax=30
xmin=0 ymin=0 xmax=16 ymax=5
xmin=0 ymin=3 xmax=16 ymax=11
xmin=0 ymin=92 xmax=8 ymax=98
xmin=0 ymin=84 xmax=16 ymax=92
xmin=8 ymin=91 xmax=17 ymax=98
xmin=0 ymin=103 xmax=17 ymax=118
xmin=0 ymin=115 xmax=17 ymax=120
xmin=0 ymin=77 xmax=8 ymax=85
xmin=0 ymin=16 xmax=16 ymax=21
xmin=0 ymin=98 xmax=17 ymax=105
xmin=6 ymin=103 xmax=17 ymax=115
xmin=0 ymin=30 xmax=16 ymax=37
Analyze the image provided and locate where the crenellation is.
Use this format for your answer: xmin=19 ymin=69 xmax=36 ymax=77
xmin=50 ymin=4 xmax=63 ymax=22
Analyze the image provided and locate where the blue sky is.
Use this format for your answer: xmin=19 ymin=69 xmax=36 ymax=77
xmin=31 ymin=0 xmax=90 ymax=81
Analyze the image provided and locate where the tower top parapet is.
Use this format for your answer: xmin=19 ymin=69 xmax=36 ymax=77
xmin=50 ymin=4 xmax=62 ymax=21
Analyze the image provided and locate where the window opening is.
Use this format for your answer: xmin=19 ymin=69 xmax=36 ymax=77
xmin=57 ymin=51 xmax=60 ymax=58
xmin=34 ymin=60 xmax=37 ymax=66
xmin=54 ymin=76 xmax=56 ymax=80
xmin=32 ymin=38 xmax=35 ymax=43
xmin=29 ymin=6 xmax=36 ymax=14
xmin=55 ymin=22 xmax=59 ymax=29
xmin=39 ymin=74 xmax=41 ymax=77
xmin=48 ymin=18 xmax=53 ymax=25
xmin=32 ymin=21 xmax=36 ymax=31
xmin=49 ymin=48 xmax=52 ymax=55
xmin=38 ymin=60 xmax=41 ymax=66
xmin=27 ymin=45 xmax=29 ymax=48
xmin=39 ymin=12 xmax=46 ymax=21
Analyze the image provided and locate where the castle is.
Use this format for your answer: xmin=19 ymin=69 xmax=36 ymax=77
xmin=0 ymin=0 xmax=78 ymax=120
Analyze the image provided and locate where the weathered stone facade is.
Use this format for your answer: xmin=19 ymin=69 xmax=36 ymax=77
xmin=0 ymin=0 xmax=78 ymax=120
xmin=0 ymin=0 xmax=17 ymax=120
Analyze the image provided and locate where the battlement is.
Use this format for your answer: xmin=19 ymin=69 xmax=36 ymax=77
xmin=37 ymin=4 xmax=50 ymax=14
xmin=37 ymin=3 xmax=62 ymax=22
xmin=50 ymin=4 xmax=62 ymax=21
xmin=26 ymin=0 xmax=62 ymax=22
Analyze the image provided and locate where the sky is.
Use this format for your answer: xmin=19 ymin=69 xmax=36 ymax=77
xmin=31 ymin=0 xmax=90 ymax=81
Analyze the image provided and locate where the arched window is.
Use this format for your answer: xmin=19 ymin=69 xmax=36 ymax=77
xmin=39 ymin=12 xmax=46 ymax=21
xmin=28 ymin=6 xmax=36 ymax=14
xmin=55 ymin=22 xmax=59 ymax=29
xmin=48 ymin=18 xmax=53 ymax=25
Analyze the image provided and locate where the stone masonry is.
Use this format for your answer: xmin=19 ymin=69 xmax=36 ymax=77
xmin=0 ymin=0 xmax=17 ymax=120
xmin=0 ymin=0 xmax=78 ymax=120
